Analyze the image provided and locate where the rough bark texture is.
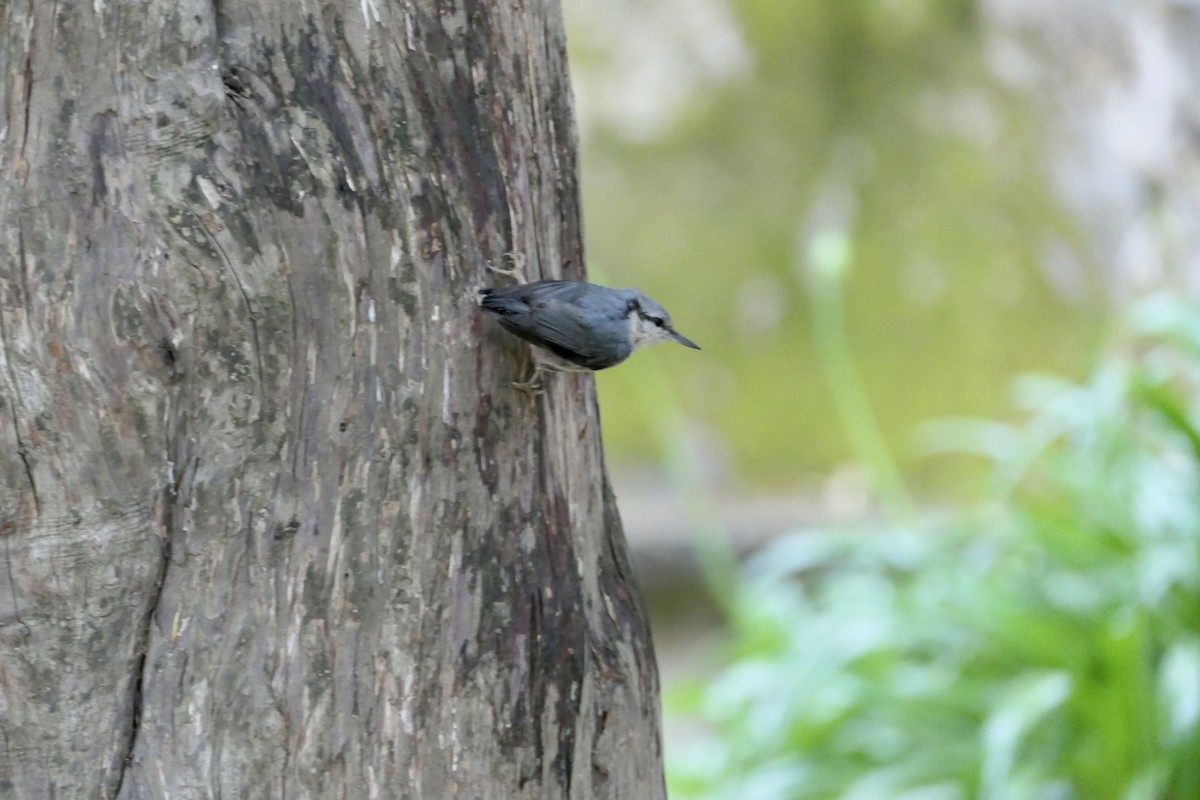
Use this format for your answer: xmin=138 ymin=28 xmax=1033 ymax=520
xmin=982 ymin=0 xmax=1200 ymax=298
xmin=0 ymin=2 xmax=664 ymax=798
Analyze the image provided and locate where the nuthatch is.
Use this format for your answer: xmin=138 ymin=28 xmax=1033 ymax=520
xmin=479 ymin=280 xmax=700 ymax=387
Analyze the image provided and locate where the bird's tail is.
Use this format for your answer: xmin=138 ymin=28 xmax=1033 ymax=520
xmin=478 ymin=288 xmax=522 ymax=316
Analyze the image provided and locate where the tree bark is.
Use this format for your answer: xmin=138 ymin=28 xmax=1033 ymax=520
xmin=0 ymin=2 xmax=664 ymax=798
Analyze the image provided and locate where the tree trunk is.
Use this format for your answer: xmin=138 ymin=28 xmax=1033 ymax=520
xmin=0 ymin=2 xmax=664 ymax=798
xmin=982 ymin=0 xmax=1200 ymax=298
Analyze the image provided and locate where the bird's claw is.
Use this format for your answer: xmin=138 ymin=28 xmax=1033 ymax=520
xmin=487 ymin=251 xmax=526 ymax=281
xmin=510 ymin=364 xmax=544 ymax=396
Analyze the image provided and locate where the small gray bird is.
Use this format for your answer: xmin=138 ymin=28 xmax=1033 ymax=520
xmin=479 ymin=280 xmax=700 ymax=385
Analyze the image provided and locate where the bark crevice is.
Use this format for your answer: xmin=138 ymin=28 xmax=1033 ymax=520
xmin=111 ymin=450 xmax=187 ymax=800
xmin=0 ymin=233 xmax=38 ymax=517
xmin=19 ymin=39 xmax=33 ymax=162
xmin=111 ymin=543 xmax=168 ymax=798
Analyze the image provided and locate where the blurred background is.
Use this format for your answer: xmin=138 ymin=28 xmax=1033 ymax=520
xmin=562 ymin=0 xmax=1200 ymax=797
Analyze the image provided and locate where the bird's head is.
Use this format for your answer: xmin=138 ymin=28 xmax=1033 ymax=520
xmin=623 ymin=291 xmax=701 ymax=352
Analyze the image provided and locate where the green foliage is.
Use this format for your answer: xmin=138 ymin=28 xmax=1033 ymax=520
xmin=668 ymin=296 xmax=1200 ymax=799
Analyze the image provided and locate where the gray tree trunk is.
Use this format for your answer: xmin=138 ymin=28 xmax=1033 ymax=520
xmin=982 ymin=0 xmax=1200 ymax=298
xmin=0 ymin=2 xmax=664 ymax=798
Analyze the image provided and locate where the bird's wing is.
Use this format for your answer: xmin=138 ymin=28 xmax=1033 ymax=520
xmin=530 ymin=297 xmax=624 ymax=368
xmin=480 ymin=280 xmax=582 ymax=310
xmin=481 ymin=282 xmax=629 ymax=369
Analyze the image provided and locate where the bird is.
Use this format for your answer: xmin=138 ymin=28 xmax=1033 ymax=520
xmin=478 ymin=279 xmax=700 ymax=390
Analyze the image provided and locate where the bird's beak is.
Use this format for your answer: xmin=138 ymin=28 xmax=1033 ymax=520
xmin=670 ymin=329 xmax=701 ymax=350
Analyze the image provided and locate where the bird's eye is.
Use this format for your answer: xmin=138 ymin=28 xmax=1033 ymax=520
xmin=649 ymin=316 xmax=665 ymax=328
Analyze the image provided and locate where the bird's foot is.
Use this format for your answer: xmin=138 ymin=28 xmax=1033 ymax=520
xmin=510 ymin=365 xmax=544 ymax=396
xmin=487 ymin=251 xmax=526 ymax=281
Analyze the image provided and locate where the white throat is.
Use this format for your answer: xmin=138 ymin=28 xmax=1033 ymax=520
xmin=628 ymin=314 xmax=671 ymax=351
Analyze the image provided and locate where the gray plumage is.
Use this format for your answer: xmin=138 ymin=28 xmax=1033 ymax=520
xmin=479 ymin=280 xmax=700 ymax=372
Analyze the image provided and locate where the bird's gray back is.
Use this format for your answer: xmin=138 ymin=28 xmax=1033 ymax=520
xmin=480 ymin=280 xmax=634 ymax=369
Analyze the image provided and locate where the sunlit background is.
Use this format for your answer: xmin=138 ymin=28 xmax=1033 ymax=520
xmin=570 ymin=0 xmax=1102 ymax=498
xmin=563 ymin=0 xmax=1200 ymax=797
